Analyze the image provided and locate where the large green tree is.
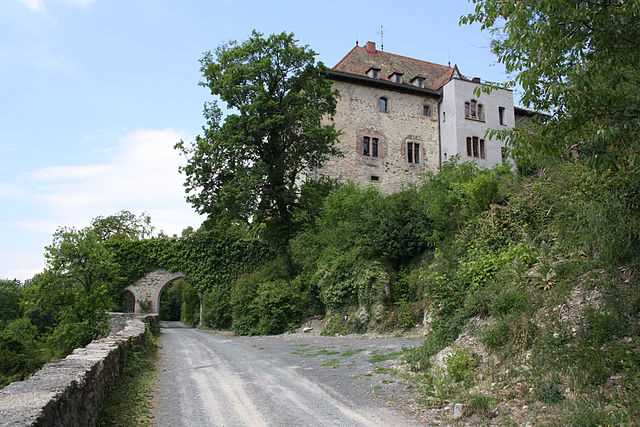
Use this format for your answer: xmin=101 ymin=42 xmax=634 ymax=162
xmin=461 ymin=0 xmax=640 ymax=169
xmin=176 ymin=31 xmax=340 ymax=247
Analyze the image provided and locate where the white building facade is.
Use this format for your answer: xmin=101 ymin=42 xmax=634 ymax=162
xmin=440 ymin=77 xmax=515 ymax=166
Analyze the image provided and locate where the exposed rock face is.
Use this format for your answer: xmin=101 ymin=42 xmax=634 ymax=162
xmin=0 ymin=314 xmax=157 ymax=427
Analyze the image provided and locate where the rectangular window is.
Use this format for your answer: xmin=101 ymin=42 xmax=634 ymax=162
xmin=499 ymin=106 xmax=505 ymax=125
xmin=443 ymin=111 xmax=446 ymax=122
xmin=372 ymin=138 xmax=379 ymax=158
xmin=423 ymin=105 xmax=431 ymax=117
xmin=466 ymin=137 xmax=472 ymax=156
xmin=414 ymin=143 xmax=420 ymax=164
xmin=370 ymin=175 xmax=380 ymax=181
xmin=470 ymin=100 xmax=477 ymax=119
xmin=478 ymin=104 xmax=484 ymax=121
xmin=472 ymin=136 xmax=479 ymax=158
xmin=464 ymin=102 xmax=470 ymax=118
xmin=480 ymin=139 xmax=486 ymax=159
xmin=362 ymin=136 xmax=370 ymax=156
xmin=407 ymin=142 xmax=413 ymax=163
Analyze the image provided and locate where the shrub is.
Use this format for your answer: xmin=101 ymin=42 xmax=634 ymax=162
xmin=230 ymin=259 xmax=305 ymax=335
xmin=535 ymin=376 xmax=565 ymax=404
xmin=480 ymin=319 xmax=511 ymax=349
xmin=315 ymin=249 xmax=389 ymax=312
xmin=465 ymin=394 xmax=496 ymax=417
xmin=202 ymin=286 xmax=231 ymax=329
xmin=180 ymin=282 xmax=200 ymax=326
xmin=396 ymin=301 xmax=416 ymax=330
xmin=446 ymin=348 xmax=478 ymax=384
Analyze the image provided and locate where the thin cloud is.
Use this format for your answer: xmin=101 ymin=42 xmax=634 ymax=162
xmin=19 ymin=0 xmax=45 ymax=12
xmin=18 ymin=0 xmax=96 ymax=12
xmin=27 ymin=128 xmax=202 ymax=236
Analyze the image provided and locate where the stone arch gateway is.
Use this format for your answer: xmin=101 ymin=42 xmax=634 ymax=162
xmin=125 ymin=270 xmax=185 ymax=314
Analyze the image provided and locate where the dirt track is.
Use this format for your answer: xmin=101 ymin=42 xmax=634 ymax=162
xmin=154 ymin=322 xmax=426 ymax=426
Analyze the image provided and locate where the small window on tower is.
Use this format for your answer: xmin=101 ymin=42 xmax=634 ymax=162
xmin=472 ymin=136 xmax=479 ymax=158
xmin=480 ymin=139 xmax=486 ymax=159
xmin=466 ymin=137 xmax=472 ymax=157
xmin=499 ymin=106 xmax=506 ymax=125
xmin=370 ymin=175 xmax=380 ymax=182
xmin=407 ymin=142 xmax=413 ymax=163
xmin=423 ymin=105 xmax=431 ymax=117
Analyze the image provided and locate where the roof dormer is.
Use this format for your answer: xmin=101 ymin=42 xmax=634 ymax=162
xmin=388 ymin=72 xmax=404 ymax=84
xmin=366 ymin=66 xmax=381 ymax=79
xmin=410 ymin=75 xmax=426 ymax=88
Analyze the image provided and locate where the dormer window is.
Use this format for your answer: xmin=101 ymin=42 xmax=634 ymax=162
xmin=389 ymin=72 xmax=403 ymax=83
xmin=367 ymin=67 xmax=381 ymax=79
xmin=411 ymin=76 xmax=425 ymax=88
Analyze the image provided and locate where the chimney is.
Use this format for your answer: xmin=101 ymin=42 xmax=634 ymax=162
xmin=472 ymin=77 xmax=481 ymax=83
xmin=365 ymin=41 xmax=377 ymax=54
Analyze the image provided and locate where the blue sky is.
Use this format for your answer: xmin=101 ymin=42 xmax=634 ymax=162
xmin=0 ymin=0 xmax=510 ymax=280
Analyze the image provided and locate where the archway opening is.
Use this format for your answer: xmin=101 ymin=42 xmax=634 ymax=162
xmin=158 ymin=277 xmax=200 ymax=325
xmin=159 ymin=278 xmax=184 ymax=321
xmin=122 ymin=290 xmax=135 ymax=313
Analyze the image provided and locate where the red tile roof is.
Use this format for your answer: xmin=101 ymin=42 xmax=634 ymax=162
xmin=333 ymin=42 xmax=456 ymax=90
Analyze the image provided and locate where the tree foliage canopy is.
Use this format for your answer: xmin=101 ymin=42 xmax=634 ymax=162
xmin=176 ymin=31 xmax=340 ymax=245
xmin=461 ymin=0 xmax=640 ymax=168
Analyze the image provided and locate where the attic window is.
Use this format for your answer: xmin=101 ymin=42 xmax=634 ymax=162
xmin=367 ymin=67 xmax=381 ymax=79
xmin=411 ymin=77 xmax=425 ymax=88
xmin=389 ymin=72 xmax=403 ymax=83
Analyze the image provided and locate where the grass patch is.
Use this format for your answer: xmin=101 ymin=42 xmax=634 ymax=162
xmin=291 ymin=345 xmax=340 ymax=357
xmin=373 ymin=366 xmax=395 ymax=375
xmin=464 ymin=393 xmax=496 ymax=417
xmin=320 ymin=359 xmax=340 ymax=368
xmin=97 ymin=331 xmax=157 ymax=427
xmin=340 ymin=348 xmax=366 ymax=358
xmin=368 ymin=350 xmax=403 ymax=363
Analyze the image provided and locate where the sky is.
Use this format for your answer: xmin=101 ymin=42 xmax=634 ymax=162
xmin=0 ymin=0 xmax=510 ymax=280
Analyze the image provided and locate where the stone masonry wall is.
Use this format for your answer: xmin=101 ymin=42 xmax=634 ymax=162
xmin=0 ymin=314 xmax=158 ymax=427
xmin=317 ymin=80 xmax=440 ymax=193
xmin=125 ymin=270 xmax=184 ymax=314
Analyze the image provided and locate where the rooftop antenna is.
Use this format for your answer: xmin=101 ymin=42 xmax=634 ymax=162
xmin=378 ymin=25 xmax=384 ymax=51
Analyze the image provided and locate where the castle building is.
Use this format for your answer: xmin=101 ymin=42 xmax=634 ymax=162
xmin=318 ymin=41 xmax=526 ymax=193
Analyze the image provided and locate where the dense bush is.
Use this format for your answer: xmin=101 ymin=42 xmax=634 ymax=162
xmin=230 ymin=259 xmax=305 ymax=335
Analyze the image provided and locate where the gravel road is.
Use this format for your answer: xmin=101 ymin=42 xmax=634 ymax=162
xmin=154 ymin=322 xmax=427 ymax=426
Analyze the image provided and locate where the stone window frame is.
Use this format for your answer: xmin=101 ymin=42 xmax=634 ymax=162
xmin=356 ymin=129 xmax=386 ymax=161
xmin=401 ymin=136 xmax=426 ymax=167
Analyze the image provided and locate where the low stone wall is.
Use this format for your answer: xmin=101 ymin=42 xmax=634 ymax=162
xmin=0 ymin=314 xmax=158 ymax=427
